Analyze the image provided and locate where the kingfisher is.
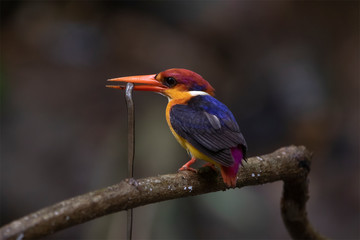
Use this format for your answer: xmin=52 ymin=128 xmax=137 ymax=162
xmin=107 ymin=68 xmax=247 ymax=187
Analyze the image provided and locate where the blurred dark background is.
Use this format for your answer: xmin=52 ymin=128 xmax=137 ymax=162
xmin=0 ymin=1 xmax=358 ymax=239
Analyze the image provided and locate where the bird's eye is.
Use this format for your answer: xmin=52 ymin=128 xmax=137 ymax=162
xmin=164 ymin=77 xmax=177 ymax=87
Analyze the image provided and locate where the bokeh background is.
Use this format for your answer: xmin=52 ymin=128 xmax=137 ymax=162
xmin=1 ymin=1 xmax=359 ymax=239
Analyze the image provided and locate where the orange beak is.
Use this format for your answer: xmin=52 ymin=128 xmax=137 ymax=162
xmin=106 ymin=74 xmax=166 ymax=92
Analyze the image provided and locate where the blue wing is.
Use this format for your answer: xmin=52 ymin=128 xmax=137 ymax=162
xmin=170 ymin=95 xmax=247 ymax=167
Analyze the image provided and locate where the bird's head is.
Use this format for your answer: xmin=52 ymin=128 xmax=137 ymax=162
xmin=107 ymin=68 xmax=215 ymax=98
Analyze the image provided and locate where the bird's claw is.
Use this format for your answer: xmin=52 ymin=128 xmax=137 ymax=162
xmin=201 ymin=163 xmax=217 ymax=171
xmin=178 ymin=157 xmax=197 ymax=173
xmin=178 ymin=166 xmax=198 ymax=173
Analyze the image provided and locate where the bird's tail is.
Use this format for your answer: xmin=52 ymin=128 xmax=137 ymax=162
xmin=220 ymin=147 xmax=244 ymax=188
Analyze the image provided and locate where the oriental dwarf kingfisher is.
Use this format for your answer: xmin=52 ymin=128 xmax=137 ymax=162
xmin=107 ymin=68 xmax=247 ymax=187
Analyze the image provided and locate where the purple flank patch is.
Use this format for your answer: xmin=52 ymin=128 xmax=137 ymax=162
xmin=220 ymin=147 xmax=243 ymax=187
xmin=229 ymin=147 xmax=243 ymax=175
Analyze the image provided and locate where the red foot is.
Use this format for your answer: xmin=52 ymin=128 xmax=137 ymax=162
xmin=202 ymin=162 xmax=217 ymax=171
xmin=178 ymin=157 xmax=198 ymax=173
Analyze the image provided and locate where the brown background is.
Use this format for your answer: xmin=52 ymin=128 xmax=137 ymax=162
xmin=1 ymin=1 xmax=359 ymax=239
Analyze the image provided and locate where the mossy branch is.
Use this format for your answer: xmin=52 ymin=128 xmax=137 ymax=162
xmin=0 ymin=145 xmax=326 ymax=240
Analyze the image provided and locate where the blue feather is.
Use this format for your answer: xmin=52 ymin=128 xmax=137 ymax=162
xmin=170 ymin=95 xmax=247 ymax=167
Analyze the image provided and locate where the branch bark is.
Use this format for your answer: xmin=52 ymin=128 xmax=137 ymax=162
xmin=0 ymin=145 xmax=325 ymax=240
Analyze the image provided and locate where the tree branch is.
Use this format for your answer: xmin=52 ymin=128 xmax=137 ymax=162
xmin=0 ymin=145 xmax=325 ymax=240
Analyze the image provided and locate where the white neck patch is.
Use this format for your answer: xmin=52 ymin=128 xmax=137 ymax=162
xmin=189 ymin=91 xmax=209 ymax=96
